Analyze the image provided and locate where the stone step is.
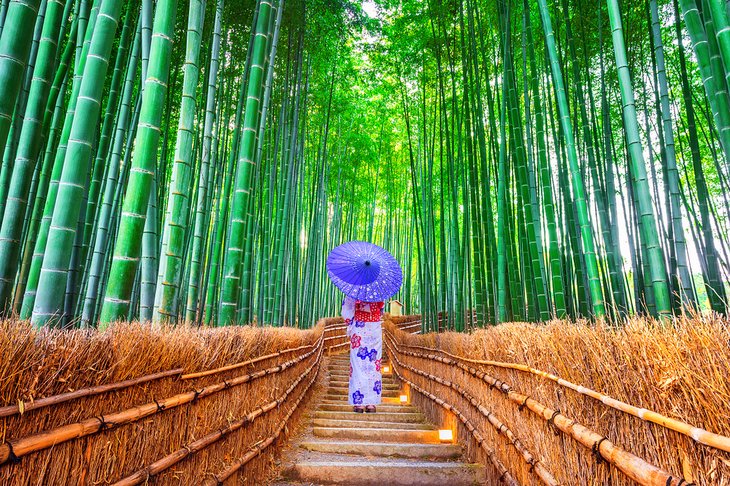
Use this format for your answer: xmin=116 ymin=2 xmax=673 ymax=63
xmin=328 ymin=380 xmax=397 ymax=387
xmin=312 ymin=427 xmax=440 ymax=443
xmin=321 ymin=396 xmax=402 ymax=405
xmin=300 ymin=440 xmax=462 ymax=459
xmin=326 ymin=389 xmax=400 ymax=398
xmin=323 ymin=392 xmax=401 ymax=401
xmin=328 ymin=381 xmax=398 ymax=388
xmin=283 ymin=458 xmax=485 ymax=486
xmin=329 ymin=373 xmax=395 ymax=380
xmin=311 ymin=418 xmax=434 ymax=430
xmin=318 ymin=403 xmax=416 ymax=413
xmin=327 ymin=383 xmax=396 ymax=390
xmin=327 ymin=384 xmax=398 ymax=392
xmin=313 ymin=410 xmax=425 ymax=423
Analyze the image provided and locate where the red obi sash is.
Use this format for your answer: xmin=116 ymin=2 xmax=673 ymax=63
xmin=354 ymin=301 xmax=384 ymax=322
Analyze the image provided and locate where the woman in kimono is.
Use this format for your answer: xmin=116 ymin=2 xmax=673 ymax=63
xmin=342 ymin=296 xmax=383 ymax=413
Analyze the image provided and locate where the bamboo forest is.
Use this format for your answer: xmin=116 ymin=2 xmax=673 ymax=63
xmin=4 ymin=0 xmax=730 ymax=484
xmin=0 ymin=0 xmax=730 ymax=330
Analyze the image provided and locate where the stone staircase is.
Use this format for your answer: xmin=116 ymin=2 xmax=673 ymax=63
xmin=274 ymin=353 xmax=485 ymax=485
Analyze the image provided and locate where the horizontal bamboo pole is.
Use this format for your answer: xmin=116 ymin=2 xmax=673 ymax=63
xmin=181 ymin=342 xmax=314 ymax=380
xmin=203 ymin=359 xmax=319 ymax=485
xmin=393 ymin=332 xmax=730 ymax=453
xmin=0 ymin=337 xmax=323 ymax=465
xmin=384 ymin=338 xmax=555 ymax=485
xmin=323 ymin=320 xmax=346 ymax=330
xmin=385 ymin=333 xmax=690 ymax=486
xmin=386 ymin=344 xmax=558 ymax=485
xmin=0 ymin=368 xmax=184 ymax=419
xmin=113 ymin=347 xmax=322 ymax=485
xmin=383 ymin=352 xmax=518 ymax=485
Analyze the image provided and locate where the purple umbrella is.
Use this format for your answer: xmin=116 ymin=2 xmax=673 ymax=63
xmin=326 ymin=241 xmax=403 ymax=302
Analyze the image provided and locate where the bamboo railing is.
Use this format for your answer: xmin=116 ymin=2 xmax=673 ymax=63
xmin=0 ymin=320 xmax=326 ymax=485
xmin=383 ymin=316 xmax=728 ymax=485
xmin=384 ymin=332 xmax=557 ymax=485
xmin=113 ymin=345 xmax=323 ymax=485
xmin=0 ymin=338 xmax=322 ymax=465
xmin=0 ymin=367 xmax=184 ymax=418
xmin=402 ymin=341 xmax=730 ymax=454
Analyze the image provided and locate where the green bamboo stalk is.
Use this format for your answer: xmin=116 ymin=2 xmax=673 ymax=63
xmin=99 ymin=0 xmax=178 ymax=325
xmin=32 ymin=0 xmax=124 ymax=326
xmin=605 ymin=0 xmax=671 ymax=318
xmin=81 ymin=19 xmax=141 ymax=326
xmin=650 ymin=0 xmax=694 ymax=308
xmin=0 ymin=0 xmax=42 ymax=175
xmin=219 ymin=0 xmax=273 ymax=325
xmin=153 ymin=0 xmax=206 ymax=322
xmin=0 ymin=0 xmax=64 ymax=312
xmin=185 ymin=0 xmax=223 ymax=323
xmin=536 ymin=0 xmax=605 ymax=318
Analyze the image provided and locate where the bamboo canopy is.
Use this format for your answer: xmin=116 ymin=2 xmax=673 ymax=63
xmin=0 ymin=0 xmax=727 ymax=328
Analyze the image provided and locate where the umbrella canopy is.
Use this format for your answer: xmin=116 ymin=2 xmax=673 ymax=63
xmin=326 ymin=241 xmax=403 ymax=302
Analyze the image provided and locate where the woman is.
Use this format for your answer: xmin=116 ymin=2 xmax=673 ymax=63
xmin=342 ymin=296 xmax=383 ymax=413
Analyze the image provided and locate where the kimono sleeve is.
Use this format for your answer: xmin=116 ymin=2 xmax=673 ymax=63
xmin=341 ymin=296 xmax=356 ymax=336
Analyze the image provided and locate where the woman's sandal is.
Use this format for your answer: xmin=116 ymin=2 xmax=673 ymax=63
xmin=365 ymin=405 xmax=376 ymax=413
xmin=353 ymin=406 xmax=365 ymax=413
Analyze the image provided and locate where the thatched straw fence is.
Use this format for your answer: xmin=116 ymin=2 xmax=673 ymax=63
xmin=0 ymin=315 xmax=422 ymax=485
xmin=0 ymin=318 xmax=333 ymax=485
xmin=384 ymin=314 xmax=730 ymax=486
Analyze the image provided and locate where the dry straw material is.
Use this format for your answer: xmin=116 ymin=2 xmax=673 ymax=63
xmin=0 ymin=318 xmax=323 ymax=485
xmin=386 ymin=314 xmax=730 ymax=486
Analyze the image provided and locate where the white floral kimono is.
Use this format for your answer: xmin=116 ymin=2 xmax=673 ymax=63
xmin=342 ymin=296 xmax=383 ymax=406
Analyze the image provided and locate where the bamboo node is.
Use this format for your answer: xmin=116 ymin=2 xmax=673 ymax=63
xmin=670 ymin=477 xmax=694 ymax=486
xmin=592 ymin=437 xmax=608 ymax=464
xmin=6 ymin=441 xmax=21 ymax=464
xmin=96 ymin=415 xmax=113 ymax=431
xmin=518 ymin=395 xmax=530 ymax=411
xmin=153 ymin=398 xmax=165 ymax=412
xmin=547 ymin=410 xmax=560 ymax=435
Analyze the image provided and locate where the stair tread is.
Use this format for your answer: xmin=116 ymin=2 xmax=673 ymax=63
xmin=274 ymin=357 xmax=478 ymax=485
xmin=311 ymin=419 xmax=433 ymax=429
xmin=296 ymin=459 xmax=474 ymax=467
xmin=301 ymin=440 xmax=458 ymax=449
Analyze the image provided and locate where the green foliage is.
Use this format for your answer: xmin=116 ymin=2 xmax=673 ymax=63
xmin=1 ymin=0 xmax=729 ymax=328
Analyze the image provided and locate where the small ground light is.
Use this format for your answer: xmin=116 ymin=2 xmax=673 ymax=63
xmin=438 ymin=429 xmax=454 ymax=443
xmin=399 ymin=394 xmax=408 ymax=404
xmin=382 ymin=364 xmax=391 ymax=373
